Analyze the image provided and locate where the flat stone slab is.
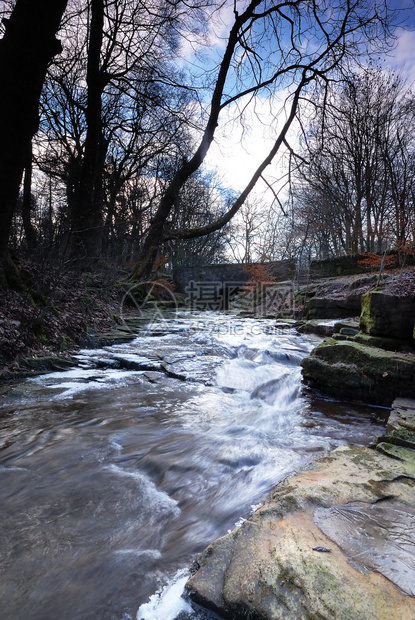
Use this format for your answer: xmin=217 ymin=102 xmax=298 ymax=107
xmin=186 ymin=441 xmax=415 ymax=619
xmin=387 ymin=398 xmax=415 ymax=434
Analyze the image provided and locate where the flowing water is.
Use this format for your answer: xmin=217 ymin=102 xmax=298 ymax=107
xmin=0 ymin=313 xmax=388 ymax=620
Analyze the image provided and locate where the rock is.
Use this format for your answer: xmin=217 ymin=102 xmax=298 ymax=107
xmin=306 ymin=295 xmax=361 ymax=319
xmin=296 ymin=319 xmax=338 ymax=337
xmin=332 ymin=332 xmax=351 ymax=341
xmin=339 ymin=326 xmax=359 ymax=337
xmin=360 ymin=291 xmax=415 ymax=340
xmin=186 ymin=442 xmax=415 ymax=619
xmin=334 ymin=319 xmax=360 ymax=332
xmin=354 ymin=332 xmax=414 ymax=352
xmin=300 ymin=340 xmax=415 ymax=406
xmin=83 ymin=330 xmax=137 ymax=348
xmin=20 ymin=356 xmax=77 ymax=372
xmin=372 ymin=399 xmax=415 ymax=450
xmin=387 ymin=397 xmax=415 ymax=434
xmin=274 ymin=319 xmax=297 ymax=329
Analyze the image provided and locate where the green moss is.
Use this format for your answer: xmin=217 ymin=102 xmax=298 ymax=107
xmin=375 ymin=428 xmax=415 ymax=450
xmin=376 ymin=442 xmax=415 ymax=469
xmin=59 ymin=335 xmax=74 ymax=351
xmin=392 ymin=428 xmax=415 ymax=441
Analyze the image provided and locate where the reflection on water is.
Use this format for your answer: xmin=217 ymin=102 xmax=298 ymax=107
xmin=0 ymin=313 xmax=387 ymax=619
xmin=315 ymin=501 xmax=415 ymax=596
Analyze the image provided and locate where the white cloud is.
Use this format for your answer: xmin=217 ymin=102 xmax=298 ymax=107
xmin=204 ymin=90 xmax=296 ymax=203
xmin=386 ymin=27 xmax=415 ymax=85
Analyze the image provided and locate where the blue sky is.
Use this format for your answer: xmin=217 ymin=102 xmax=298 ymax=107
xmin=203 ymin=0 xmax=415 ymax=195
xmin=387 ymin=0 xmax=415 ymax=82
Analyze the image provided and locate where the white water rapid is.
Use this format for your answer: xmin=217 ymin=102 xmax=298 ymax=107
xmin=0 ymin=313 xmax=387 ymax=619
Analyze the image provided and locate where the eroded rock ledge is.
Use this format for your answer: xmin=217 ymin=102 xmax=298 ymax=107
xmin=300 ymin=289 xmax=415 ymax=406
xmin=185 ymin=399 xmax=415 ymax=620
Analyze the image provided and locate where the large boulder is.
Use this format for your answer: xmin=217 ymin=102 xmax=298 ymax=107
xmin=360 ymin=291 xmax=415 ymax=340
xmin=300 ymin=340 xmax=415 ymax=406
xmin=306 ymin=295 xmax=361 ymax=319
xmin=186 ymin=440 xmax=415 ymax=619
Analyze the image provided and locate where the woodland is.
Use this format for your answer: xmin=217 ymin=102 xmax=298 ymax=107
xmin=0 ymin=0 xmax=413 ymax=289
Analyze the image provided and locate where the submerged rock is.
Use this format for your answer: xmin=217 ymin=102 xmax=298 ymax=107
xmin=186 ymin=428 xmax=415 ymax=619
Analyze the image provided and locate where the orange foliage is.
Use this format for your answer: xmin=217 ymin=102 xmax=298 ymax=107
xmin=396 ymin=242 xmax=415 ymax=257
xmin=151 ymin=278 xmax=175 ymax=299
xmin=243 ymin=263 xmax=276 ymax=292
xmin=357 ymin=253 xmax=396 ymax=272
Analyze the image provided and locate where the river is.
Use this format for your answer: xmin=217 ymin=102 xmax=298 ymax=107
xmin=0 ymin=312 xmax=387 ymax=619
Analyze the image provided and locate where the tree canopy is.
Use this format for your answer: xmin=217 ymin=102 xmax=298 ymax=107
xmin=1 ymin=0 xmax=411 ymax=285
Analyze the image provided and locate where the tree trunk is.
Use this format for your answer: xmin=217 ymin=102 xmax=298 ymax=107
xmin=22 ymin=144 xmax=37 ymax=251
xmin=69 ymin=0 xmax=106 ymax=261
xmin=0 ymin=0 xmax=67 ymax=283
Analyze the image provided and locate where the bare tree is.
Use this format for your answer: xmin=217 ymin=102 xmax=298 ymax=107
xmin=132 ymin=0 xmax=395 ymax=278
xmin=0 ymin=0 xmax=67 ymax=285
xmin=292 ymin=67 xmax=415 ymax=258
xmin=225 ymin=199 xmax=268 ymax=263
xmin=36 ymin=0 xmax=204 ymax=261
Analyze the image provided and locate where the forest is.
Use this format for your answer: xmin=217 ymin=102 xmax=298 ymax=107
xmin=0 ymin=0 xmax=414 ymax=288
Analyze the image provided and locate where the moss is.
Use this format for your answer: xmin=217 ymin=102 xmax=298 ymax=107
xmin=349 ymin=449 xmax=377 ymax=466
xmin=354 ymin=332 xmax=413 ymax=352
xmin=392 ymin=428 xmax=415 ymax=441
xmin=20 ymin=356 xmax=75 ymax=372
xmin=375 ymin=429 xmax=415 ymax=450
xmin=59 ymin=335 xmax=74 ymax=351
xmin=376 ymin=442 xmax=415 ymax=469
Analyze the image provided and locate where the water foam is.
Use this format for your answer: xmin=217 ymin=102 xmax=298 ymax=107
xmin=136 ymin=569 xmax=192 ymax=620
xmin=105 ymin=464 xmax=181 ymax=518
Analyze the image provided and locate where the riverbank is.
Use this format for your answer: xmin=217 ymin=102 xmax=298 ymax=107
xmin=2 ymin=258 xmax=413 ymax=382
xmin=186 ymin=398 xmax=415 ymax=619
xmin=0 ymin=258 xmax=126 ymax=380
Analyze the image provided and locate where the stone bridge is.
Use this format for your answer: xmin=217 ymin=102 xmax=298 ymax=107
xmin=173 ymin=260 xmax=296 ymax=293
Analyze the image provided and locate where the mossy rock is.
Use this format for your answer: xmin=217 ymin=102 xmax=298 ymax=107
xmin=20 ymin=356 xmax=77 ymax=372
xmin=360 ymin=291 xmax=415 ymax=340
xmin=186 ymin=445 xmax=415 ymax=619
xmin=306 ymin=295 xmax=361 ymax=320
xmin=354 ymin=332 xmax=414 ymax=352
xmin=376 ymin=442 xmax=415 ymax=470
xmin=374 ymin=429 xmax=415 ymax=451
xmin=295 ymin=320 xmax=337 ymax=337
xmin=301 ymin=340 xmax=415 ymax=406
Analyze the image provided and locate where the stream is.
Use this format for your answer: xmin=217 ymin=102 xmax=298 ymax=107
xmin=0 ymin=312 xmax=388 ymax=620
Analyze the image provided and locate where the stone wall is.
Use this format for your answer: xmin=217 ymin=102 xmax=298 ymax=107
xmin=309 ymin=251 xmax=415 ymax=279
xmin=173 ymin=260 xmax=296 ymax=292
xmin=309 ymin=255 xmax=369 ymax=279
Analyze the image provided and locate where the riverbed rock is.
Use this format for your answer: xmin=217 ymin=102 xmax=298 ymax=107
xmin=20 ymin=355 xmax=78 ymax=372
xmin=186 ymin=437 xmax=415 ymax=619
xmin=386 ymin=397 xmax=415 ymax=435
xmin=295 ymin=319 xmax=337 ymax=337
xmin=354 ymin=332 xmax=414 ymax=352
xmin=300 ymin=339 xmax=415 ymax=406
xmin=306 ymin=295 xmax=361 ymax=320
xmin=360 ymin=291 xmax=415 ymax=340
